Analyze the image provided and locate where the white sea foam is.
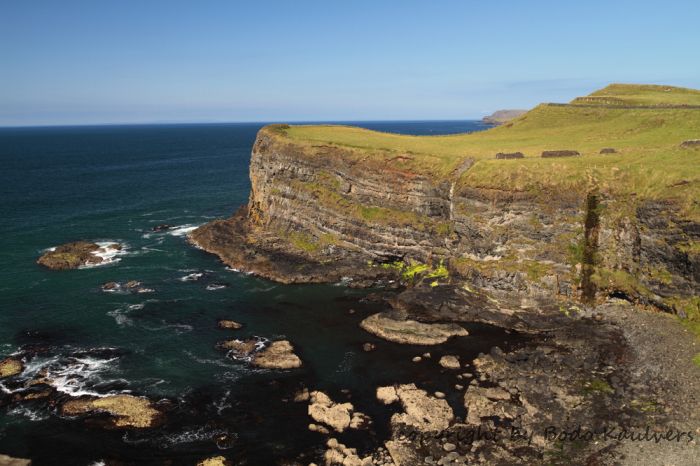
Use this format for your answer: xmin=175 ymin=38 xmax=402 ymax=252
xmin=183 ymin=350 xmax=235 ymax=368
xmin=17 ymin=352 xmax=121 ymax=398
xmin=8 ymin=405 xmax=49 ymax=421
xmin=108 ymin=306 xmax=135 ymax=327
xmin=168 ymin=224 xmax=200 ymax=237
xmin=225 ymin=266 xmax=254 ymax=275
xmin=179 ymin=272 xmax=204 ymax=282
xmin=79 ymin=241 xmax=129 ymax=269
xmin=206 ymin=284 xmax=227 ymax=291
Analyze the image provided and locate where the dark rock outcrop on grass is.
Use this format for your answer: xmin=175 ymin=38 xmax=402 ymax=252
xmin=541 ymin=150 xmax=581 ymax=158
xmin=495 ymin=151 xmax=524 ymax=159
xmin=600 ymin=147 xmax=617 ymax=154
xmin=680 ymin=139 xmax=700 ymax=148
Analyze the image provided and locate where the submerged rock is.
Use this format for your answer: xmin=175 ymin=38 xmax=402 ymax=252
xmin=252 ymin=340 xmax=302 ymax=369
xmin=61 ymin=394 xmax=163 ymax=428
xmin=37 ymin=241 xmax=114 ymax=270
xmin=0 ymin=357 xmax=23 ymax=378
xmin=359 ymin=312 xmax=468 ymax=345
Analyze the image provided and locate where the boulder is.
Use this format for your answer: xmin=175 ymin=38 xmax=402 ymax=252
xmin=541 ymin=150 xmax=580 ymax=158
xmin=217 ymin=319 xmax=243 ymax=330
xmin=376 ymin=386 xmax=399 ymax=405
xmin=599 ymin=147 xmax=617 ymax=154
xmin=359 ymin=312 xmax=468 ymax=345
xmin=61 ymin=394 xmax=163 ymax=428
xmin=252 ymin=340 xmax=302 ymax=369
xmin=0 ymin=357 xmax=23 ymax=378
xmin=439 ymin=355 xmax=461 ymax=369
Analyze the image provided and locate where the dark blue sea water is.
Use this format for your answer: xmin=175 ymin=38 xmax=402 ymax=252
xmin=0 ymin=120 xmax=510 ymax=465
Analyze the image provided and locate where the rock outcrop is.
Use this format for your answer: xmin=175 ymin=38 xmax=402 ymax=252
xmin=380 ymin=383 xmax=454 ymax=432
xmin=61 ymin=394 xmax=163 ymax=428
xmin=541 ymin=150 xmax=580 ymax=158
xmin=308 ymin=391 xmax=369 ymax=433
xmin=0 ymin=358 xmax=23 ymax=378
xmin=359 ymin=312 xmax=468 ymax=345
xmin=37 ymin=241 xmax=115 ymax=270
xmin=252 ymin=340 xmax=302 ymax=369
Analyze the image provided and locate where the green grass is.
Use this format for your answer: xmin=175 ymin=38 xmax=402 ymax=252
xmin=267 ymin=84 xmax=700 ymax=220
xmin=573 ymin=83 xmax=700 ymax=107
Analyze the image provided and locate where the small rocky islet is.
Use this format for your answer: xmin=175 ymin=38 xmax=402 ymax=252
xmin=36 ymin=241 xmax=122 ymax=270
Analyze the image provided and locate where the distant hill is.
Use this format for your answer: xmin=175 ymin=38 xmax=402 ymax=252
xmin=482 ymin=109 xmax=527 ymax=125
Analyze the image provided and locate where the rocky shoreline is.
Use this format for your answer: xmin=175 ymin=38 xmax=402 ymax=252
xmin=182 ymin=123 xmax=700 ymax=465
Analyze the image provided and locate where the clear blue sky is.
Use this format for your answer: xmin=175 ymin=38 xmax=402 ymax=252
xmin=2 ymin=0 xmax=699 ymax=126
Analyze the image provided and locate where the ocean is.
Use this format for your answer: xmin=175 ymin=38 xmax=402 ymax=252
xmin=0 ymin=120 xmax=516 ymax=465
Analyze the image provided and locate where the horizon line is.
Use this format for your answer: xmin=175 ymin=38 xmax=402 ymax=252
xmin=0 ymin=117 xmax=494 ymax=130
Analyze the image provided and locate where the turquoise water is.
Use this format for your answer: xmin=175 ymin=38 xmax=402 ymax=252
xmin=0 ymin=121 xmax=515 ymax=465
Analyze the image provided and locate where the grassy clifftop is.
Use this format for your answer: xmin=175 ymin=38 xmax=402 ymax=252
xmin=271 ymin=84 xmax=700 ymax=219
xmin=571 ymin=83 xmax=700 ymax=106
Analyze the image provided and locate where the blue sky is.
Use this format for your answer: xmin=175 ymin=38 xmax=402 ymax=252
xmin=2 ymin=0 xmax=699 ymax=126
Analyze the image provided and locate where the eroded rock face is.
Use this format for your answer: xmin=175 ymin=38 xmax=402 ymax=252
xmin=359 ymin=312 xmax=468 ymax=345
xmin=37 ymin=241 xmax=121 ymax=270
xmin=61 ymin=394 xmax=162 ymax=429
xmin=0 ymin=358 xmax=23 ymax=378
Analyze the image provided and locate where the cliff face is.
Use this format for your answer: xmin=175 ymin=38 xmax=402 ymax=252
xmin=192 ymin=125 xmax=698 ymax=311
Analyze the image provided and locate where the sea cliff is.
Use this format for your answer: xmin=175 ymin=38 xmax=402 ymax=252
xmin=190 ymin=84 xmax=700 ymax=465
